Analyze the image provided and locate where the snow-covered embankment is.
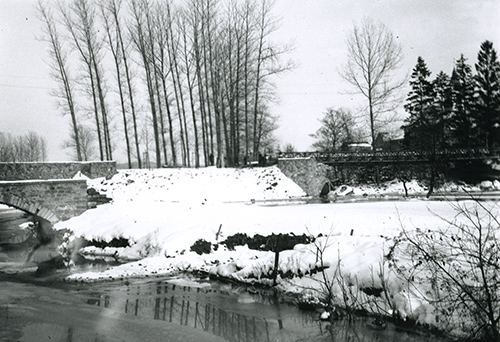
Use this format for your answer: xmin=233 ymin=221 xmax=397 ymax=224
xmin=53 ymin=166 xmax=498 ymax=336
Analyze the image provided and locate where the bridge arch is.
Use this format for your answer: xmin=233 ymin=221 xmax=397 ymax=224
xmin=0 ymin=193 xmax=60 ymax=224
xmin=0 ymin=180 xmax=88 ymax=224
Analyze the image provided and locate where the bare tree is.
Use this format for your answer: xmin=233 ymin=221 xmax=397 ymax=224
xmin=0 ymin=133 xmax=15 ymax=161
xmin=0 ymin=132 xmax=47 ymax=162
xmin=100 ymin=1 xmax=132 ymax=168
xmin=201 ymin=0 xmax=215 ymax=163
xmin=251 ymin=0 xmax=268 ymax=160
xmin=251 ymin=0 xmax=292 ymax=160
xmin=38 ymin=0 xmax=82 ymax=161
xmin=107 ymin=0 xmax=142 ymax=168
xmin=156 ymin=4 xmax=177 ymax=166
xmin=167 ymin=4 xmax=191 ymax=167
xmin=129 ymin=0 xmax=162 ymax=167
xmin=59 ymin=0 xmax=112 ymax=160
xmin=147 ymin=6 xmax=169 ymax=165
xmin=311 ymin=108 xmax=363 ymax=152
xmin=64 ymin=124 xmax=95 ymax=160
xmin=242 ymin=0 xmax=254 ymax=162
xmin=25 ymin=132 xmax=46 ymax=161
xmin=341 ymin=17 xmax=404 ymax=149
xmin=180 ymin=7 xmax=201 ymax=167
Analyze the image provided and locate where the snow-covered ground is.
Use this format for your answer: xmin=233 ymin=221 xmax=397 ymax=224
xmin=86 ymin=166 xmax=307 ymax=203
xmin=53 ymin=166 xmax=499 ymax=337
xmin=329 ymin=179 xmax=500 ymax=199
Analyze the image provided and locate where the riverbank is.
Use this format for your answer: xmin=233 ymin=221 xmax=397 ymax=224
xmin=52 ymin=167 xmax=499 ymax=340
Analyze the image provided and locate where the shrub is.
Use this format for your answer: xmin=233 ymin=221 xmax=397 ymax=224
xmin=222 ymin=232 xmax=313 ymax=252
xmin=90 ymin=237 xmax=130 ymax=248
xmin=190 ymin=239 xmax=212 ymax=255
xmin=222 ymin=233 xmax=250 ymax=250
xmin=395 ymin=200 xmax=500 ymax=341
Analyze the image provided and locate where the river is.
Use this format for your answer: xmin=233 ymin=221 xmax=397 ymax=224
xmin=0 ymin=207 xmax=448 ymax=342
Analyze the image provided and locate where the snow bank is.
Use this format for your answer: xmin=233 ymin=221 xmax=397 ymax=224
xmin=57 ymin=166 xmax=500 ymax=337
xmin=56 ymin=200 xmax=456 ymax=257
xmin=87 ymin=166 xmax=307 ymax=204
xmin=58 ymin=165 xmax=309 ymax=260
xmin=329 ymin=178 xmax=494 ymax=198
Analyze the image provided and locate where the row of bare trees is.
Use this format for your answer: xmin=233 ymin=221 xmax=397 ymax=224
xmin=0 ymin=132 xmax=47 ymax=162
xmin=38 ymin=0 xmax=290 ymax=168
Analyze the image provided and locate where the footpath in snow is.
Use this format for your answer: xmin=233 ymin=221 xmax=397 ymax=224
xmin=54 ymin=166 xmax=499 ymax=337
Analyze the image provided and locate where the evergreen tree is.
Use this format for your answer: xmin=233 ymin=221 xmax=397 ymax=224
xmin=475 ymin=40 xmax=500 ymax=149
xmin=450 ymin=54 xmax=476 ymax=147
xmin=403 ymin=57 xmax=435 ymax=150
xmin=432 ymin=71 xmax=453 ymax=148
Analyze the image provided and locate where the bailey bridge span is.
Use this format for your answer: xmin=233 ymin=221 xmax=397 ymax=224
xmin=277 ymin=149 xmax=500 ymax=196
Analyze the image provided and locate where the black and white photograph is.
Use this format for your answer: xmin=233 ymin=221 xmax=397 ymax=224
xmin=1 ymin=0 xmax=500 ymax=341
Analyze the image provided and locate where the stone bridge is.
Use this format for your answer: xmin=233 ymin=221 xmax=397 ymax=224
xmin=0 ymin=180 xmax=88 ymax=223
xmin=0 ymin=161 xmax=117 ymax=223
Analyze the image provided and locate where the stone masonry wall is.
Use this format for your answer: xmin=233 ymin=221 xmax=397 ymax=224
xmin=278 ymin=157 xmax=433 ymax=196
xmin=277 ymin=157 xmax=330 ymax=196
xmin=0 ymin=180 xmax=88 ymax=223
xmin=0 ymin=161 xmax=117 ymax=181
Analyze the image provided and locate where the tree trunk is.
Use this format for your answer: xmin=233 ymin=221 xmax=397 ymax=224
xmin=165 ymin=10 xmax=188 ymax=166
xmin=182 ymin=25 xmax=200 ymax=168
xmin=103 ymin=11 xmax=131 ymax=167
xmin=252 ymin=24 xmax=264 ymax=159
xmin=114 ymin=54 xmax=131 ymax=167
xmin=88 ymin=66 xmax=104 ymax=161
xmin=194 ymin=28 xmax=209 ymax=166
xmin=201 ymin=8 xmax=214 ymax=161
xmin=112 ymin=1 xmax=141 ymax=168
xmin=92 ymin=54 xmax=112 ymax=160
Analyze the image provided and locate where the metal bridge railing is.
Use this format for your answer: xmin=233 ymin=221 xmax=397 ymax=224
xmin=278 ymin=148 xmax=498 ymax=163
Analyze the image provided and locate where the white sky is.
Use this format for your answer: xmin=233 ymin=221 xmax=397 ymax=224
xmin=1 ymin=0 xmax=499 ymax=160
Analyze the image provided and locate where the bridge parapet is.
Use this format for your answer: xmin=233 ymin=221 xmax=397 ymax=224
xmin=0 ymin=161 xmax=116 ymax=181
xmin=0 ymin=179 xmax=88 ymax=223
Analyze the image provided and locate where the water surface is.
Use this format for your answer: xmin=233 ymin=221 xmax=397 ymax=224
xmin=0 ymin=207 xmax=448 ymax=342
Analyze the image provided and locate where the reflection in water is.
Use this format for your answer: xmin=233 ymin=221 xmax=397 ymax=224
xmin=83 ymin=280 xmax=442 ymax=342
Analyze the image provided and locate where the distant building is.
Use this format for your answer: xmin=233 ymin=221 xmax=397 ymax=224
xmin=341 ymin=141 xmax=373 ymax=152
xmin=373 ymin=133 xmax=404 ymax=152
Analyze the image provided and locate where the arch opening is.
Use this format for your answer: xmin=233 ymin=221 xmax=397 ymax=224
xmin=0 ymin=194 xmax=59 ymax=224
xmin=319 ymin=181 xmax=334 ymax=198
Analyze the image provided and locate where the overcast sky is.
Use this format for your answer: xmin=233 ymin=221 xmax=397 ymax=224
xmin=1 ymin=0 xmax=499 ymax=161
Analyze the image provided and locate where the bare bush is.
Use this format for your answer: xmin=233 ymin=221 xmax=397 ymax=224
xmin=394 ymin=200 xmax=500 ymax=341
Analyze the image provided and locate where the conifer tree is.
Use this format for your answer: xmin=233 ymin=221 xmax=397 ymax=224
xmin=403 ymin=57 xmax=435 ymax=150
xmin=432 ymin=71 xmax=453 ymax=148
xmin=450 ymin=54 xmax=476 ymax=147
xmin=475 ymin=40 xmax=500 ymax=149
